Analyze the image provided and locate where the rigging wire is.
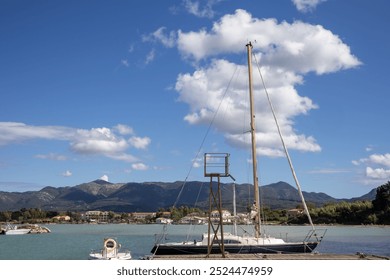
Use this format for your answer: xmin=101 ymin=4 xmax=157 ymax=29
xmin=252 ymin=51 xmax=315 ymax=230
xmin=184 ymin=181 xmax=204 ymax=241
xmin=172 ymin=63 xmax=241 ymax=208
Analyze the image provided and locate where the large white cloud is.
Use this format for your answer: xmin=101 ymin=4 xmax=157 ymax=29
xmin=169 ymin=9 xmax=361 ymax=156
xmin=0 ymin=122 xmax=150 ymax=163
xmin=177 ymin=9 xmax=361 ymax=74
xmin=175 ymin=58 xmax=321 ymax=156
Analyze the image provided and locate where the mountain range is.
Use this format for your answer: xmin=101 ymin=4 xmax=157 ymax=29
xmin=0 ymin=180 xmax=377 ymax=212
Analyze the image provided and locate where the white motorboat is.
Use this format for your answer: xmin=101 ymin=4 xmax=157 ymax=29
xmin=1 ymin=223 xmax=31 ymax=235
xmin=89 ymin=238 xmax=131 ymax=260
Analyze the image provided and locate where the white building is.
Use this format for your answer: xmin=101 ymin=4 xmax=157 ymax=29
xmin=85 ymin=211 xmax=109 ymax=223
xmin=210 ymin=210 xmax=232 ymax=223
xmin=156 ymin=217 xmax=173 ymax=224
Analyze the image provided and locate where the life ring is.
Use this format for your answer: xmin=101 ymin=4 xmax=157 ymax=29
xmin=104 ymin=238 xmax=118 ymax=250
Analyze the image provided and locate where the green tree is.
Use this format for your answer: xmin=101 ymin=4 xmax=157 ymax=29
xmin=372 ymin=182 xmax=390 ymax=211
xmin=0 ymin=211 xmax=12 ymax=222
xmin=372 ymin=182 xmax=390 ymax=224
xmin=366 ymin=213 xmax=378 ymax=224
xmin=11 ymin=210 xmax=22 ymax=221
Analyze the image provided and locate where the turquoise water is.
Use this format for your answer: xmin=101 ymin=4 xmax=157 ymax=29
xmin=0 ymin=224 xmax=389 ymax=259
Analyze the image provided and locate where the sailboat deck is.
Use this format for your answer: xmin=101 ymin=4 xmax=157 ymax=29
xmin=150 ymin=253 xmax=389 ymax=260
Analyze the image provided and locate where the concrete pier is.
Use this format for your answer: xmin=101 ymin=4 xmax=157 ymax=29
xmin=149 ymin=252 xmax=389 ymax=260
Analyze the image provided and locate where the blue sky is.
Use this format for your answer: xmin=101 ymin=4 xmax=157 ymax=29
xmin=0 ymin=0 xmax=389 ymax=199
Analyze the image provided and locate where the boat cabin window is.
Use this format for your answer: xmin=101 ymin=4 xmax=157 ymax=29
xmin=223 ymin=240 xmax=241 ymax=244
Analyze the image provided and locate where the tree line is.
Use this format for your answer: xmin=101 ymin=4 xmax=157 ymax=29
xmin=288 ymin=182 xmax=390 ymax=225
xmin=0 ymin=209 xmax=81 ymax=223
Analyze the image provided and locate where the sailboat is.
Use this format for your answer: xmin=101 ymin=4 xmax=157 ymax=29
xmin=151 ymin=42 xmax=323 ymax=256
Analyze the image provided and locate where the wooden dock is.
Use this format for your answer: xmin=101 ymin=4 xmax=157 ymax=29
xmin=150 ymin=252 xmax=389 ymax=260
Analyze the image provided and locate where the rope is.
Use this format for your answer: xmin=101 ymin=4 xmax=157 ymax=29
xmin=252 ymin=52 xmax=315 ymax=230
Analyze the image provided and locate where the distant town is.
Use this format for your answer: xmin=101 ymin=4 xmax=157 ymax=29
xmin=48 ymin=208 xmax=302 ymax=225
xmin=0 ymin=207 xmax=265 ymax=225
xmin=1 ymin=197 xmax=389 ymax=226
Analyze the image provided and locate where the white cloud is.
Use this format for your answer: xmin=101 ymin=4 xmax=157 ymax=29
xmin=107 ymin=153 xmax=138 ymax=162
xmin=121 ymin=59 xmax=129 ymax=67
xmin=132 ymin=163 xmax=149 ymax=171
xmin=176 ymin=58 xmax=321 ymax=156
xmin=352 ymin=160 xmax=362 ymax=166
xmin=353 ymin=153 xmax=390 ymax=183
xmin=0 ymin=122 xmax=74 ymax=145
xmin=129 ymin=136 xmax=151 ymax=150
xmin=143 ymin=27 xmax=177 ymax=48
xmin=308 ymin=168 xmax=350 ymax=174
xmin=166 ymin=9 xmax=361 ymax=156
xmin=142 ymin=10 xmax=360 ymax=157
xmin=142 ymin=27 xmax=177 ymax=65
xmin=62 ymin=170 xmax=72 ymax=177
xmin=353 ymin=153 xmax=390 ymax=168
xmin=177 ymin=9 xmax=361 ymax=74
xmin=183 ymin=0 xmax=222 ymax=19
xmin=0 ymin=122 xmax=149 ymax=163
xmin=70 ymin=127 xmax=129 ymax=155
xmin=365 ymin=145 xmax=374 ymax=152
xmin=114 ymin=124 xmax=134 ymax=135
xmin=35 ymin=153 xmax=67 ymax=161
xmin=192 ymin=156 xmax=203 ymax=168
xmin=100 ymin=175 xmax=109 ymax=181
xmin=292 ymin=0 xmax=327 ymax=13
xmin=366 ymin=167 xmax=390 ymax=180
xmin=145 ymin=49 xmax=156 ymax=64
xmin=367 ymin=153 xmax=390 ymax=167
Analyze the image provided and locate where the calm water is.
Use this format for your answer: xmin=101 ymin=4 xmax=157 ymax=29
xmin=0 ymin=224 xmax=389 ymax=260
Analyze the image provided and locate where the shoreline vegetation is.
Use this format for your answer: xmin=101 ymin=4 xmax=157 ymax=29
xmin=1 ymin=182 xmax=389 ymax=226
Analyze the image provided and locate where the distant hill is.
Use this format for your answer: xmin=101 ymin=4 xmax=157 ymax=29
xmin=0 ymin=180 xmax=377 ymax=212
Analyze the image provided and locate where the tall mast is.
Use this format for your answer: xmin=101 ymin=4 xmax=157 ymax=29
xmin=246 ymin=42 xmax=261 ymax=238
